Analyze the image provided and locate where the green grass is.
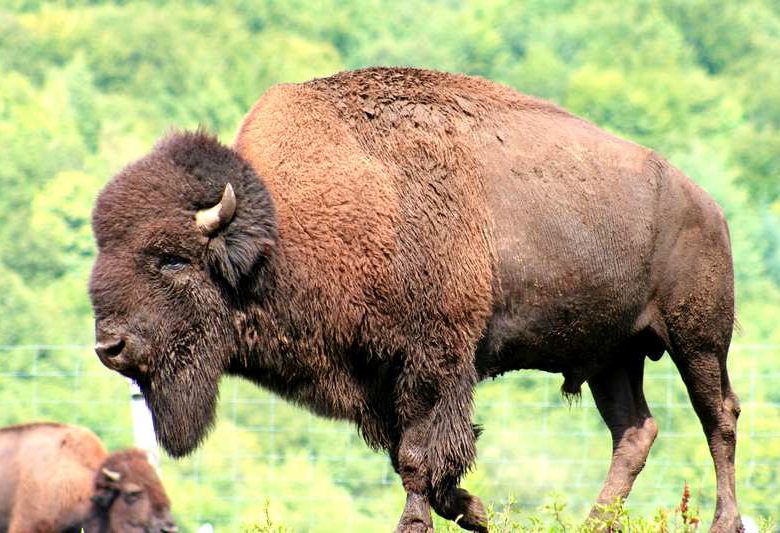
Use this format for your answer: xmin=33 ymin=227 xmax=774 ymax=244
xmin=245 ymin=488 xmax=778 ymax=532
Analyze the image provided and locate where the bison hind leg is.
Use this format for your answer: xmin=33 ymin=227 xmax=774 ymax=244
xmin=665 ymin=309 xmax=741 ymax=531
xmin=587 ymin=350 xmax=658 ymax=520
xmin=657 ymin=215 xmax=741 ymax=532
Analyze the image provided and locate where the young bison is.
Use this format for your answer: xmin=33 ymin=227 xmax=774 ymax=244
xmin=0 ymin=423 xmax=176 ymax=532
xmin=90 ymin=67 xmax=740 ymax=532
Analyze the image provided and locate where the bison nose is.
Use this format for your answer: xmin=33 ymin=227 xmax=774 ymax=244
xmin=161 ymin=523 xmax=178 ymax=532
xmin=95 ymin=336 xmax=126 ymax=359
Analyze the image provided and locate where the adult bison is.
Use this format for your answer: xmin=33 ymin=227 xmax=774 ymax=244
xmin=0 ymin=422 xmax=176 ymax=532
xmin=90 ymin=67 xmax=740 ymax=532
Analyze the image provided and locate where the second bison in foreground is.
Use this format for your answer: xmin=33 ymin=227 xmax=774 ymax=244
xmin=0 ymin=422 xmax=175 ymax=533
xmin=90 ymin=67 xmax=740 ymax=532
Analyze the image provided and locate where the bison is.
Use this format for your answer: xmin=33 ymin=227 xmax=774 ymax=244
xmin=0 ymin=422 xmax=176 ymax=532
xmin=89 ymin=67 xmax=740 ymax=532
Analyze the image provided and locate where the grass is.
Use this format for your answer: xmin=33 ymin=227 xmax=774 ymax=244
xmin=245 ymin=485 xmax=778 ymax=532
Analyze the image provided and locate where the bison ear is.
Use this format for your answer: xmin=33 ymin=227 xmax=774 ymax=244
xmin=199 ymin=182 xmax=277 ymax=289
xmin=92 ymin=467 xmax=121 ymax=508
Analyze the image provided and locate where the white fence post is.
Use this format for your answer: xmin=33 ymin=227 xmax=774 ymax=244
xmin=128 ymin=379 xmax=160 ymax=469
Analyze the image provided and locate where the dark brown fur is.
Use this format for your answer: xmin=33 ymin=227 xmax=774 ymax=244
xmin=90 ymin=67 xmax=740 ymax=532
xmin=0 ymin=423 xmax=175 ymax=533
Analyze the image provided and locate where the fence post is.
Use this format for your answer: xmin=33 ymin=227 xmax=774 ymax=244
xmin=128 ymin=379 xmax=160 ymax=469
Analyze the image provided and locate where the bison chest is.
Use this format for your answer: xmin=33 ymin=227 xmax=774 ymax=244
xmin=239 ymin=348 xmax=397 ymax=430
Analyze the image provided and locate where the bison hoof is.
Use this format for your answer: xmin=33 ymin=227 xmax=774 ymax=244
xmin=453 ymin=496 xmax=488 ymax=533
xmin=433 ymin=488 xmax=488 ymax=533
xmin=710 ymin=513 xmax=744 ymax=533
xmin=395 ymin=520 xmax=434 ymax=533
xmin=396 ymin=492 xmax=433 ymax=533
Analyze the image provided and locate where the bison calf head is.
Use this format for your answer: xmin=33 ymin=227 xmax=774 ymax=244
xmin=89 ymin=131 xmax=277 ymax=456
xmin=91 ymin=449 xmax=176 ymax=533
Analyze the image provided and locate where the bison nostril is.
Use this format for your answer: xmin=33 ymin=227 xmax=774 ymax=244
xmin=95 ymin=337 xmax=126 ymax=359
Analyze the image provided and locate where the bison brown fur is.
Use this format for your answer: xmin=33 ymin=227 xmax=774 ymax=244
xmin=90 ymin=67 xmax=741 ymax=532
xmin=0 ymin=423 xmax=176 ymax=533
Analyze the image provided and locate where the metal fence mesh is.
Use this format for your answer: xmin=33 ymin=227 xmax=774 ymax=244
xmin=1 ymin=343 xmax=777 ymax=530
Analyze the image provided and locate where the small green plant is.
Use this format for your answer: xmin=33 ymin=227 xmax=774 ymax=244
xmin=487 ymin=495 xmax=526 ymax=532
xmin=757 ymin=516 xmax=777 ymax=533
xmin=583 ymin=497 xmax=631 ymax=532
xmin=542 ymin=494 xmax=573 ymax=532
xmin=652 ymin=506 xmax=670 ymax=533
xmin=242 ymin=500 xmax=290 ymax=533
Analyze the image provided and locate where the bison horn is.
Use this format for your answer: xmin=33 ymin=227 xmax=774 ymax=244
xmin=101 ymin=467 xmax=121 ymax=481
xmin=196 ymin=183 xmax=236 ymax=236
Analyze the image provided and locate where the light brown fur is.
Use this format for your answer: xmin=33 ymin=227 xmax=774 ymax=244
xmin=0 ymin=423 xmax=175 ymax=533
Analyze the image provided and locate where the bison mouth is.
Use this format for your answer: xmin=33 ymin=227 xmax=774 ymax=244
xmin=139 ymin=365 xmax=221 ymax=458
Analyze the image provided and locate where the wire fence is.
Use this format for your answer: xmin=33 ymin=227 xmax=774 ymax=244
xmin=1 ymin=343 xmax=778 ymax=531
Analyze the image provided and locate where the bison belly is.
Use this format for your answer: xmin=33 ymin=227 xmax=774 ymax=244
xmin=478 ymin=115 xmax=661 ymax=386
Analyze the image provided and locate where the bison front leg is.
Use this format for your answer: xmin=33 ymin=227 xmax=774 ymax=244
xmin=393 ymin=416 xmax=435 ymax=533
xmin=393 ymin=352 xmax=487 ymax=533
xmin=395 ymin=493 xmax=434 ymax=533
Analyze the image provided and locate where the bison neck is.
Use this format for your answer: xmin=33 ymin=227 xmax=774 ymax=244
xmin=230 ymin=253 xmax=399 ymax=450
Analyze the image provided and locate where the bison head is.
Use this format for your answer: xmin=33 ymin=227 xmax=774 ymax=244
xmin=90 ymin=131 xmax=277 ymax=456
xmin=91 ymin=449 xmax=176 ymax=533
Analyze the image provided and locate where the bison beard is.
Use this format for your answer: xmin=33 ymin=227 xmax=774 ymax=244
xmin=142 ymin=364 xmax=220 ymax=458
xmin=90 ymin=68 xmax=743 ymax=532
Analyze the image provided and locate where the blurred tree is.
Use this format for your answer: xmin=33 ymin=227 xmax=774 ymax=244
xmin=0 ymin=1 xmax=778 ymax=529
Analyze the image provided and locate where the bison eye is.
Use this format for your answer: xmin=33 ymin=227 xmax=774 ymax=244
xmin=123 ymin=490 xmax=143 ymax=505
xmin=158 ymin=254 xmax=189 ymax=272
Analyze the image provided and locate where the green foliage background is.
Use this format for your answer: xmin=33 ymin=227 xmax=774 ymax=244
xmin=1 ymin=0 xmax=779 ymax=531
